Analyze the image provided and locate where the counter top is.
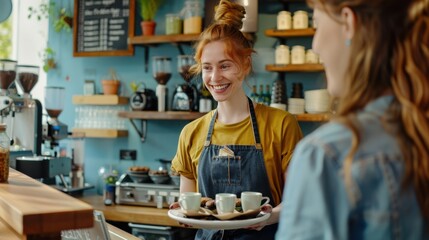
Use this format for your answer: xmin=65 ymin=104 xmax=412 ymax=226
xmin=0 ymin=168 xmax=94 ymax=238
xmin=78 ymin=194 xmax=182 ymax=227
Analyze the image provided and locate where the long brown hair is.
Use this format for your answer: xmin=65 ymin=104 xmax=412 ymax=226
xmin=189 ymin=0 xmax=254 ymax=79
xmin=309 ymin=0 xmax=429 ymax=222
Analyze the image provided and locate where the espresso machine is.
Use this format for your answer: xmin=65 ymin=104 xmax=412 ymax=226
xmin=0 ymin=59 xmax=90 ymax=194
xmin=0 ymin=61 xmax=43 ymax=164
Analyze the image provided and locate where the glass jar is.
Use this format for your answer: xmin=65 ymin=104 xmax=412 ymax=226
xmin=181 ymin=0 xmax=203 ymax=34
xmin=277 ymin=11 xmax=292 ymax=30
xmin=275 ymin=45 xmax=290 ymax=65
xmin=0 ymin=124 xmax=10 ymax=183
xmin=166 ymin=13 xmax=182 ymax=35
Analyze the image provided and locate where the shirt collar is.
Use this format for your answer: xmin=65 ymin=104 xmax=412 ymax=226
xmin=363 ymin=95 xmax=394 ymax=117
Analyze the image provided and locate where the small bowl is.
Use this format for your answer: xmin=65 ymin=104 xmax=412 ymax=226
xmin=149 ymin=174 xmax=170 ymax=184
xmin=128 ymin=171 xmax=150 ymax=183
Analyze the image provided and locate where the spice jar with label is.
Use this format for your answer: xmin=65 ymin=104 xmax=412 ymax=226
xmin=291 ymin=45 xmax=306 ymax=64
xmin=0 ymin=124 xmax=10 ymax=183
xmin=275 ymin=45 xmax=290 ymax=65
xmin=277 ymin=11 xmax=292 ymax=30
xmin=181 ymin=0 xmax=203 ymax=34
xmin=293 ymin=10 xmax=309 ymax=29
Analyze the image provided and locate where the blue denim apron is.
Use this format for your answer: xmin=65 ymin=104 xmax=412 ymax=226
xmin=196 ymin=97 xmax=277 ymax=240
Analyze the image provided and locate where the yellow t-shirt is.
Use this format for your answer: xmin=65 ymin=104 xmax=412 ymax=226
xmin=171 ymin=103 xmax=303 ymax=205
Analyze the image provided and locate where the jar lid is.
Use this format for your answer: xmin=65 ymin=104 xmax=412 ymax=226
xmin=277 ymin=45 xmax=289 ymax=49
xmin=292 ymin=45 xmax=305 ymax=49
xmin=294 ymin=10 xmax=308 ymax=15
xmin=278 ymin=11 xmax=291 ymax=15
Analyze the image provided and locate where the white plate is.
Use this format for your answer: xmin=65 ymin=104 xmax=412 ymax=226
xmin=168 ymin=209 xmax=271 ymax=230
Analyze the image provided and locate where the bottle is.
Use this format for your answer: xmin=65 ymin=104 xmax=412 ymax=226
xmin=0 ymin=124 xmax=10 ymax=183
xmin=258 ymin=85 xmax=264 ymax=104
xmin=199 ymin=84 xmax=212 ymax=113
xmin=250 ymin=85 xmax=259 ymax=102
xmin=264 ymin=84 xmax=271 ymax=106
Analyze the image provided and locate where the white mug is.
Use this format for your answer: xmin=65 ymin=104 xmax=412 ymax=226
xmin=179 ymin=192 xmax=201 ymax=213
xmin=241 ymin=192 xmax=270 ymax=212
xmin=215 ymin=193 xmax=237 ymax=214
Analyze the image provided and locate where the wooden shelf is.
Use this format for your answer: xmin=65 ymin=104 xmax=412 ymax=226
xmin=118 ymin=111 xmax=329 ymax=122
xmin=72 ymin=95 xmax=129 ymax=105
xmin=128 ymin=34 xmax=200 ymax=45
xmin=266 ymin=64 xmax=324 ymax=72
xmin=265 ymin=28 xmax=316 ymax=38
xmin=118 ymin=111 xmax=205 ymax=120
xmin=72 ymin=128 xmax=128 ymax=138
xmin=295 ymin=113 xmax=330 ymax=122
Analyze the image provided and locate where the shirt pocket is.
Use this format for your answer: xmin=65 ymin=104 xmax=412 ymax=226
xmin=210 ymin=156 xmax=242 ymax=185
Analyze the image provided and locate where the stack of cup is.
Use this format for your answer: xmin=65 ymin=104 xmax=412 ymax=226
xmin=304 ymin=89 xmax=332 ymax=113
xmin=287 ymin=83 xmax=305 ymax=114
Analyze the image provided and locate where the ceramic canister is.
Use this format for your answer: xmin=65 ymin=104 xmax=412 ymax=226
xmin=291 ymin=45 xmax=306 ymax=64
xmin=305 ymin=49 xmax=319 ymax=64
xmin=275 ymin=45 xmax=290 ymax=65
xmin=277 ymin=11 xmax=292 ymax=30
xmin=293 ymin=10 xmax=309 ymax=29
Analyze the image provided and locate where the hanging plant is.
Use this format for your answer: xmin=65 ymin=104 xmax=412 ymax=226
xmin=53 ymin=8 xmax=73 ymax=32
xmin=28 ymin=2 xmax=73 ymax=33
xmin=40 ymin=47 xmax=57 ymax=72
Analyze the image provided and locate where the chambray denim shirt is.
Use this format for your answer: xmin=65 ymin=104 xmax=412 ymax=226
xmin=276 ymin=95 xmax=428 ymax=240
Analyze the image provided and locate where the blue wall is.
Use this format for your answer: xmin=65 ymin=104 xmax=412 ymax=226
xmin=47 ymin=0 xmax=325 ymax=192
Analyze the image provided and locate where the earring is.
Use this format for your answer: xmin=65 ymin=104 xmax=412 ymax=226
xmin=345 ymin=39 xmax=352 ymax=47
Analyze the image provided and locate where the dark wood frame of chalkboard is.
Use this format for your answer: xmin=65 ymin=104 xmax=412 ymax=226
xmin=73 ymin=0 xmax=135 ymax=57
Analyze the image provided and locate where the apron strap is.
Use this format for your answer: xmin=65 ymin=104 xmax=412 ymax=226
xmin=247 ymin=97 xmax=262 ymax=149
xmin=204 ymin=111 xmax=217 ymax=147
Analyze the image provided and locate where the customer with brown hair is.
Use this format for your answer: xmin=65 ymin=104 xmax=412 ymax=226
xmin=276 ymin=0 xmax=429 ymax=239
xmin=170 ymin=0 xmax=303 ymax=239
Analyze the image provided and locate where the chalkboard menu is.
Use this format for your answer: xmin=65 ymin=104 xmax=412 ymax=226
xmin=73 ymin=0 xmax=135 ymax=57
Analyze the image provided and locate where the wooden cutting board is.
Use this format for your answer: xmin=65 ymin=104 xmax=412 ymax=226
xmin=0 ymin=168 xmax=94 ymax=237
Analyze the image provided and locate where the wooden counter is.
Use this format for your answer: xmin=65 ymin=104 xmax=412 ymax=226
xmin=78 ymin=194 xmax=182 ymax=227
xmin=0 ymin=168 xmax=94 ymax=239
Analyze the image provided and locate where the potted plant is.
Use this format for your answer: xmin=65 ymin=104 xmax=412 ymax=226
xmin=40 ymin=47 xmax=56 ymax=72
xmin=137 ymin=0 xmax=164 ymax=36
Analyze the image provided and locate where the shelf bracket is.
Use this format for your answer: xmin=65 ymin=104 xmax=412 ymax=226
xmin=128 ymin=119 xmax=147 ymax=142
xmin=144 ymin=46 xmax=149 ymax=72
xmin=176 ymin=43 xmax=185 ymax=55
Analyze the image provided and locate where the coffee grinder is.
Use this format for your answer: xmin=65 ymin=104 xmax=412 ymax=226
xmin=42 ymin=86 xmax=68 ymax=156
xmin=172 ymin=55 xmax=198 ymax=111
xmin=153 ymin=57 xmax=172 ymax=112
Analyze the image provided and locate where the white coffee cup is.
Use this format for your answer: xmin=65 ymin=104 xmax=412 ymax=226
xmin=215 ymin=193 xmax=237 ymax=214
xmin=179 ymin=192 xmax=201 ymax=213
xmin=241 ymin=192 xmax=270 ymax=212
